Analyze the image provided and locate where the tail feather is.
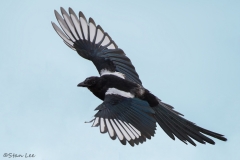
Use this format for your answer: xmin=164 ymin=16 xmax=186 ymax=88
xmin=153 ymin=102 xmax=227 ymax=146
xmin=199 ymin=127 xmax=227 ymax=141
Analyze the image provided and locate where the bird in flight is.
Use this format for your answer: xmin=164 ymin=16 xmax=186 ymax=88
xmin=52 ymin=7 xmax=227 ymax=146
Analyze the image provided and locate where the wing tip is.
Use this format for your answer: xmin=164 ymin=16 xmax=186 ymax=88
xmin=89 ymin=17 xmax=96 ymax=26
xmin=79 ymin=11 xmax=87 ymax=21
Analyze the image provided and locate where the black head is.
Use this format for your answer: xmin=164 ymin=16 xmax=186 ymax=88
xmin=77 ymin=76 xmax=100 ymax=87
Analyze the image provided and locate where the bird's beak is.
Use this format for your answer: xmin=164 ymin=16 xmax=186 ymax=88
xmin=77 ymin=81 xmax=90 ymax=87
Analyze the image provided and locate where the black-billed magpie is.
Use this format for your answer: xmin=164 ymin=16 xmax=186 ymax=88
xmin=52 ymin=7 xmax=227 ymax=146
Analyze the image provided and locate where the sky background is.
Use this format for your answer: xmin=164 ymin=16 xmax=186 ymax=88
xmin=0 ymin=0 xmax=239 ymax=160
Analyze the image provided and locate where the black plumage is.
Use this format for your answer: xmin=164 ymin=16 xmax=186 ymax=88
xmin=52 ymin=7 xmax=227 ymax=146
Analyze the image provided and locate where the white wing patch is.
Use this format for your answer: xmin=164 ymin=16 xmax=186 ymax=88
xmin=92 ymin=117 xmax=142 ymax=142
xmin=106 ymin=88 xmax=134 ymax=98
xmin=92 ymin=117 xmax=100 ymax=127
xmin=52 ymin=8 xmax=118 ymax=50
xmin=100 ymin=69 xmax=125 ymax=79
xmin=100 ymin=118 xmax=107 ymax=133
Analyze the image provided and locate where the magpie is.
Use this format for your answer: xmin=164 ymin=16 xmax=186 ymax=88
xmin=51 ymin=7 xmax=227 ymax=146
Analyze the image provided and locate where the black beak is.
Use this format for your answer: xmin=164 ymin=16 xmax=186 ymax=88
xmin=77 ymin=81 xmax=89 ymax=87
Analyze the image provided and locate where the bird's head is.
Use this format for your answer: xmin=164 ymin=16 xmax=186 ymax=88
xmin=77 ymin=76 xmax=100 ymax=88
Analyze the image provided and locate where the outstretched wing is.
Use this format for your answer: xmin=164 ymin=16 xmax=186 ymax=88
xmin=91 ymin=95 xmax=156 ymax=146
xmin=52 ymin=7 xmax=142 ymax=85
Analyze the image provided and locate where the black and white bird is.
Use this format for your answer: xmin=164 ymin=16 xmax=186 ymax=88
xmin=51 ymin=7 xmax=227 ymax=146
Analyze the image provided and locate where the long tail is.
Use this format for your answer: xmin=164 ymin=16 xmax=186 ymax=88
xmin=152 ymin=101 xmax=227 ymax=146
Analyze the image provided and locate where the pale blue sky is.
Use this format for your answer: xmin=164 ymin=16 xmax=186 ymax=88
xmin=0 ymin=0 xmax=239 ymax=160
